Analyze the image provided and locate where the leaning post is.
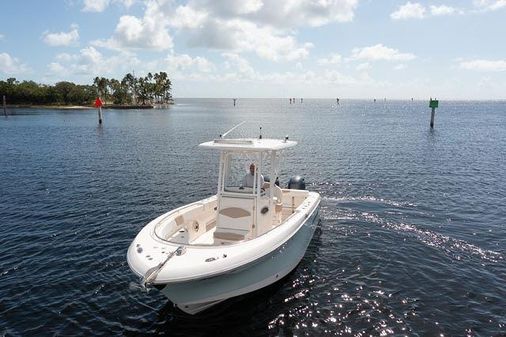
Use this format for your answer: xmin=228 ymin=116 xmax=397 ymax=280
xmin=429 ymin=98 xmax=438 ymax=128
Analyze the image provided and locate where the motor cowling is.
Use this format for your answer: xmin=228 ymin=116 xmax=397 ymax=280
xmin=287 ymin=176 xmax=306 ymax=190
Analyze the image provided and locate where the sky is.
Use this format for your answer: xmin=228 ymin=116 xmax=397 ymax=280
xmin=0 ymin=0 xmax=505 ymax=99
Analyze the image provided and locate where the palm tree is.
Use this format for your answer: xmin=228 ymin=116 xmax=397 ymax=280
xmin=122 ymin=73 xmax=137 ymax=104
xmin=93 ymin=77 xmax=108 ymax=103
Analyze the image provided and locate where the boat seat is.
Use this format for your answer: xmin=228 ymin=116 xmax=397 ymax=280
xmin=214 ymin=228 xmax=249 ymax=242
xmin=213 ymin=206 xmax=252 ymax=244
xmin=214 ymin=196 xmax=254 ymax=244
xmin=272 ymin=185 xmax=283 ymax=226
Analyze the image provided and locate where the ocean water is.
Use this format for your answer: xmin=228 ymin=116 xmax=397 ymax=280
xmin=0 ymin=99 xmax=504 ymax=336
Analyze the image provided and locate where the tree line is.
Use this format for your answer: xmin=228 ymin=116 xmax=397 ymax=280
xmin=0 ymin=72 xmax=172 ymax=106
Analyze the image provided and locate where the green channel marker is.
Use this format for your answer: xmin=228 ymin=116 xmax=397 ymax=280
xmin=429 ymin=98 xmax=439 ymax=128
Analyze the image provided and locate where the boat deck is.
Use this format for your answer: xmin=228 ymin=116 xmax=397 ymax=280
xmin=170 ymin=226 xmax=217 ymax=245
xmin=166 ymin=205 xmax=299 ymax=246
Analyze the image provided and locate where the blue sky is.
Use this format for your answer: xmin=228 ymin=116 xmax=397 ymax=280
xmin=1 ymin=0 xmax=505 ymax=98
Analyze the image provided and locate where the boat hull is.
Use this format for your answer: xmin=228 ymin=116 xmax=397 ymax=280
xmin=159 ymin=202 xmax=320 ymax=314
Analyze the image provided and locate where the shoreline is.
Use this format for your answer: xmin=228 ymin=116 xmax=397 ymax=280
xmin=7 ymin=105 xmax=93 ymax=110
xmin=5 ymin=104 xmax=173 ymax=110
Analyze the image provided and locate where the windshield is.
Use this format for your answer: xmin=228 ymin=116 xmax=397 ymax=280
xmin=223 ymin=152 xmax=261 ymax=194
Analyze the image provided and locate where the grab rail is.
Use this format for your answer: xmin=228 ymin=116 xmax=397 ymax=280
xmin=141 ymin=245 xmax=185 ymax=288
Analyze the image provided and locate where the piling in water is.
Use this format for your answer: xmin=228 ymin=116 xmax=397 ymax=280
xmin=94 ymin=97 xmax=103 ymax=124
xmin=3 ymin=95 xmax=6 ymax=116
xmin=429 ymin=98 xmax=439 ymax=128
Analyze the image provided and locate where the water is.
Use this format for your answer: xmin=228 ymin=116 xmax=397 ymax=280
xmin=0 ymin=99 xmax=505 ymax=336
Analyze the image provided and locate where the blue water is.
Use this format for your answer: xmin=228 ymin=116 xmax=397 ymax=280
xmin=0 ymin=99 xmax=505 ymax=336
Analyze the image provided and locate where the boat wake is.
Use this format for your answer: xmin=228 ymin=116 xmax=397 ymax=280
xmin=323 ymin=195 xmax=417 ymax=208
xmin=322 ymin=196 xmax=503 ymax=263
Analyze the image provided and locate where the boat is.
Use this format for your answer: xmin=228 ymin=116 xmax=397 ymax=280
xmin=127 ymin=130 xmax=321 ymax=314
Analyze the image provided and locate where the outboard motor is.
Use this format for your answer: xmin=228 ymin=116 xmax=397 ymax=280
xmin=287 ymin=176 xmax=306 ymax=190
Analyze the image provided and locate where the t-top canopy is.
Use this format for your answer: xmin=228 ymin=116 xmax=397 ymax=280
xmin=199 ymin=138 xmax=297 ymax=151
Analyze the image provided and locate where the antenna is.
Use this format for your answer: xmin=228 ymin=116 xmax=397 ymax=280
xmin=259 ymin=126 xmax=262 ymax=139
xmin=220 ymin=121 xmax=246 ymax=139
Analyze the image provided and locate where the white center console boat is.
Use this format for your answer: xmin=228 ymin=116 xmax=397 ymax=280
xmin=127 ymin=134 xmax=321 ymax=314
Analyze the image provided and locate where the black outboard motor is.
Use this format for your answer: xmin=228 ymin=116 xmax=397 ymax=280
xmin=287 ymin=176 xmax=306 ymax=190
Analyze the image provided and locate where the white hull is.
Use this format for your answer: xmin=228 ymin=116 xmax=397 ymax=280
xmin=161 ymin=203 xmax=320 ymax=314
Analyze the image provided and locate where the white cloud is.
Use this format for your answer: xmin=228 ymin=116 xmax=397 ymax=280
xmin=430 ymin=5 xmax=459 ymax=16
xmin=252 ymin=69 xmax=361 ymax=87
xmin=190 ymin=0 xmax=358 ymax=27
xmin=390 ymin=1 xmax=502 ymax=19
xmin=473 ymin=0 xmax=506 ymax=11
xmin=169 ymin=5 xmax=208 ymax=29
xmin=48 ymin=46 xmax=140 ymax=76
xmin=82 ymin=0 xmax=109 ymax=12
xmin=93 ymin=7 xmax=174 ymax=51
xmin=239 ymin=0 xmax=263 ymax=14
xmin=254 ymin=0 xmax=358 ymax=27
xmin=459 ymin=59 xmax=506 ymax=71
xmin=391 ymin=2 xmax=426 ymax=20
xmin=317 ymin=53 xmax=342 ymax=65
xmin=48 ymin=62 xmax=66 ymax=74
xmin=165 ymin=53 xmax=216 ymax=73
xmin=394 ymin=64 xmax=407 ymax=70
xmin=114 ymin=15 xmax=173 ymax=49
xmin=198 ymin=0 xmax=263 ymax=16
xmin=55 ymin=53 xmax=74 ymax=62
xmin=92 ymin=0 xmax=180 ymax=51
xmin=0 ymin=33 xmax=4 ymax=40
xmin=82 ymin=0 xmax=135 ymax=12
xmin=139 ymin=52 xmax=216 ymax=81
xmin=187 ymin=18 xmax=312 ymax=61
xmin=42 ymin=24 xmax=79 ymax=47
xmin=0 ymin=52 xmax=28 ymax=74
xmin=222 ymin=53 xmax=255 ymax=77
xmin=356 ymin=62 xmax=371 ymax=71
xmin=352 ymin=44 xmax=415 ymax=62
xmin=140 ymin=52 xmax=371 ymax=90
xmin=96 ymin=0 xmax=357 ymax=61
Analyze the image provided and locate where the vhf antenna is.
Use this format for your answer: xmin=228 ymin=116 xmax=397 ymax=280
xmin=220 ymin=121 xmax=246 ymax=139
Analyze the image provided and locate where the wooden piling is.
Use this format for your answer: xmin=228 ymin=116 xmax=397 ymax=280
xmin=233 ymin=98 xmax=237 ymax=106
xmin=3 ymin=95 xmax=6 ymax=116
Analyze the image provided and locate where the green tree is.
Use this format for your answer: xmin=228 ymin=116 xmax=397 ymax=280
xmin=122 ymin=73 xmax=137 ymax=104
xmin=93 ymin=77 xmax=108 ymax=102
xmin=0 ymin=72 xmax=172 ymax=106
xmin=110 ymin=78 xmax=130 ymax=104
